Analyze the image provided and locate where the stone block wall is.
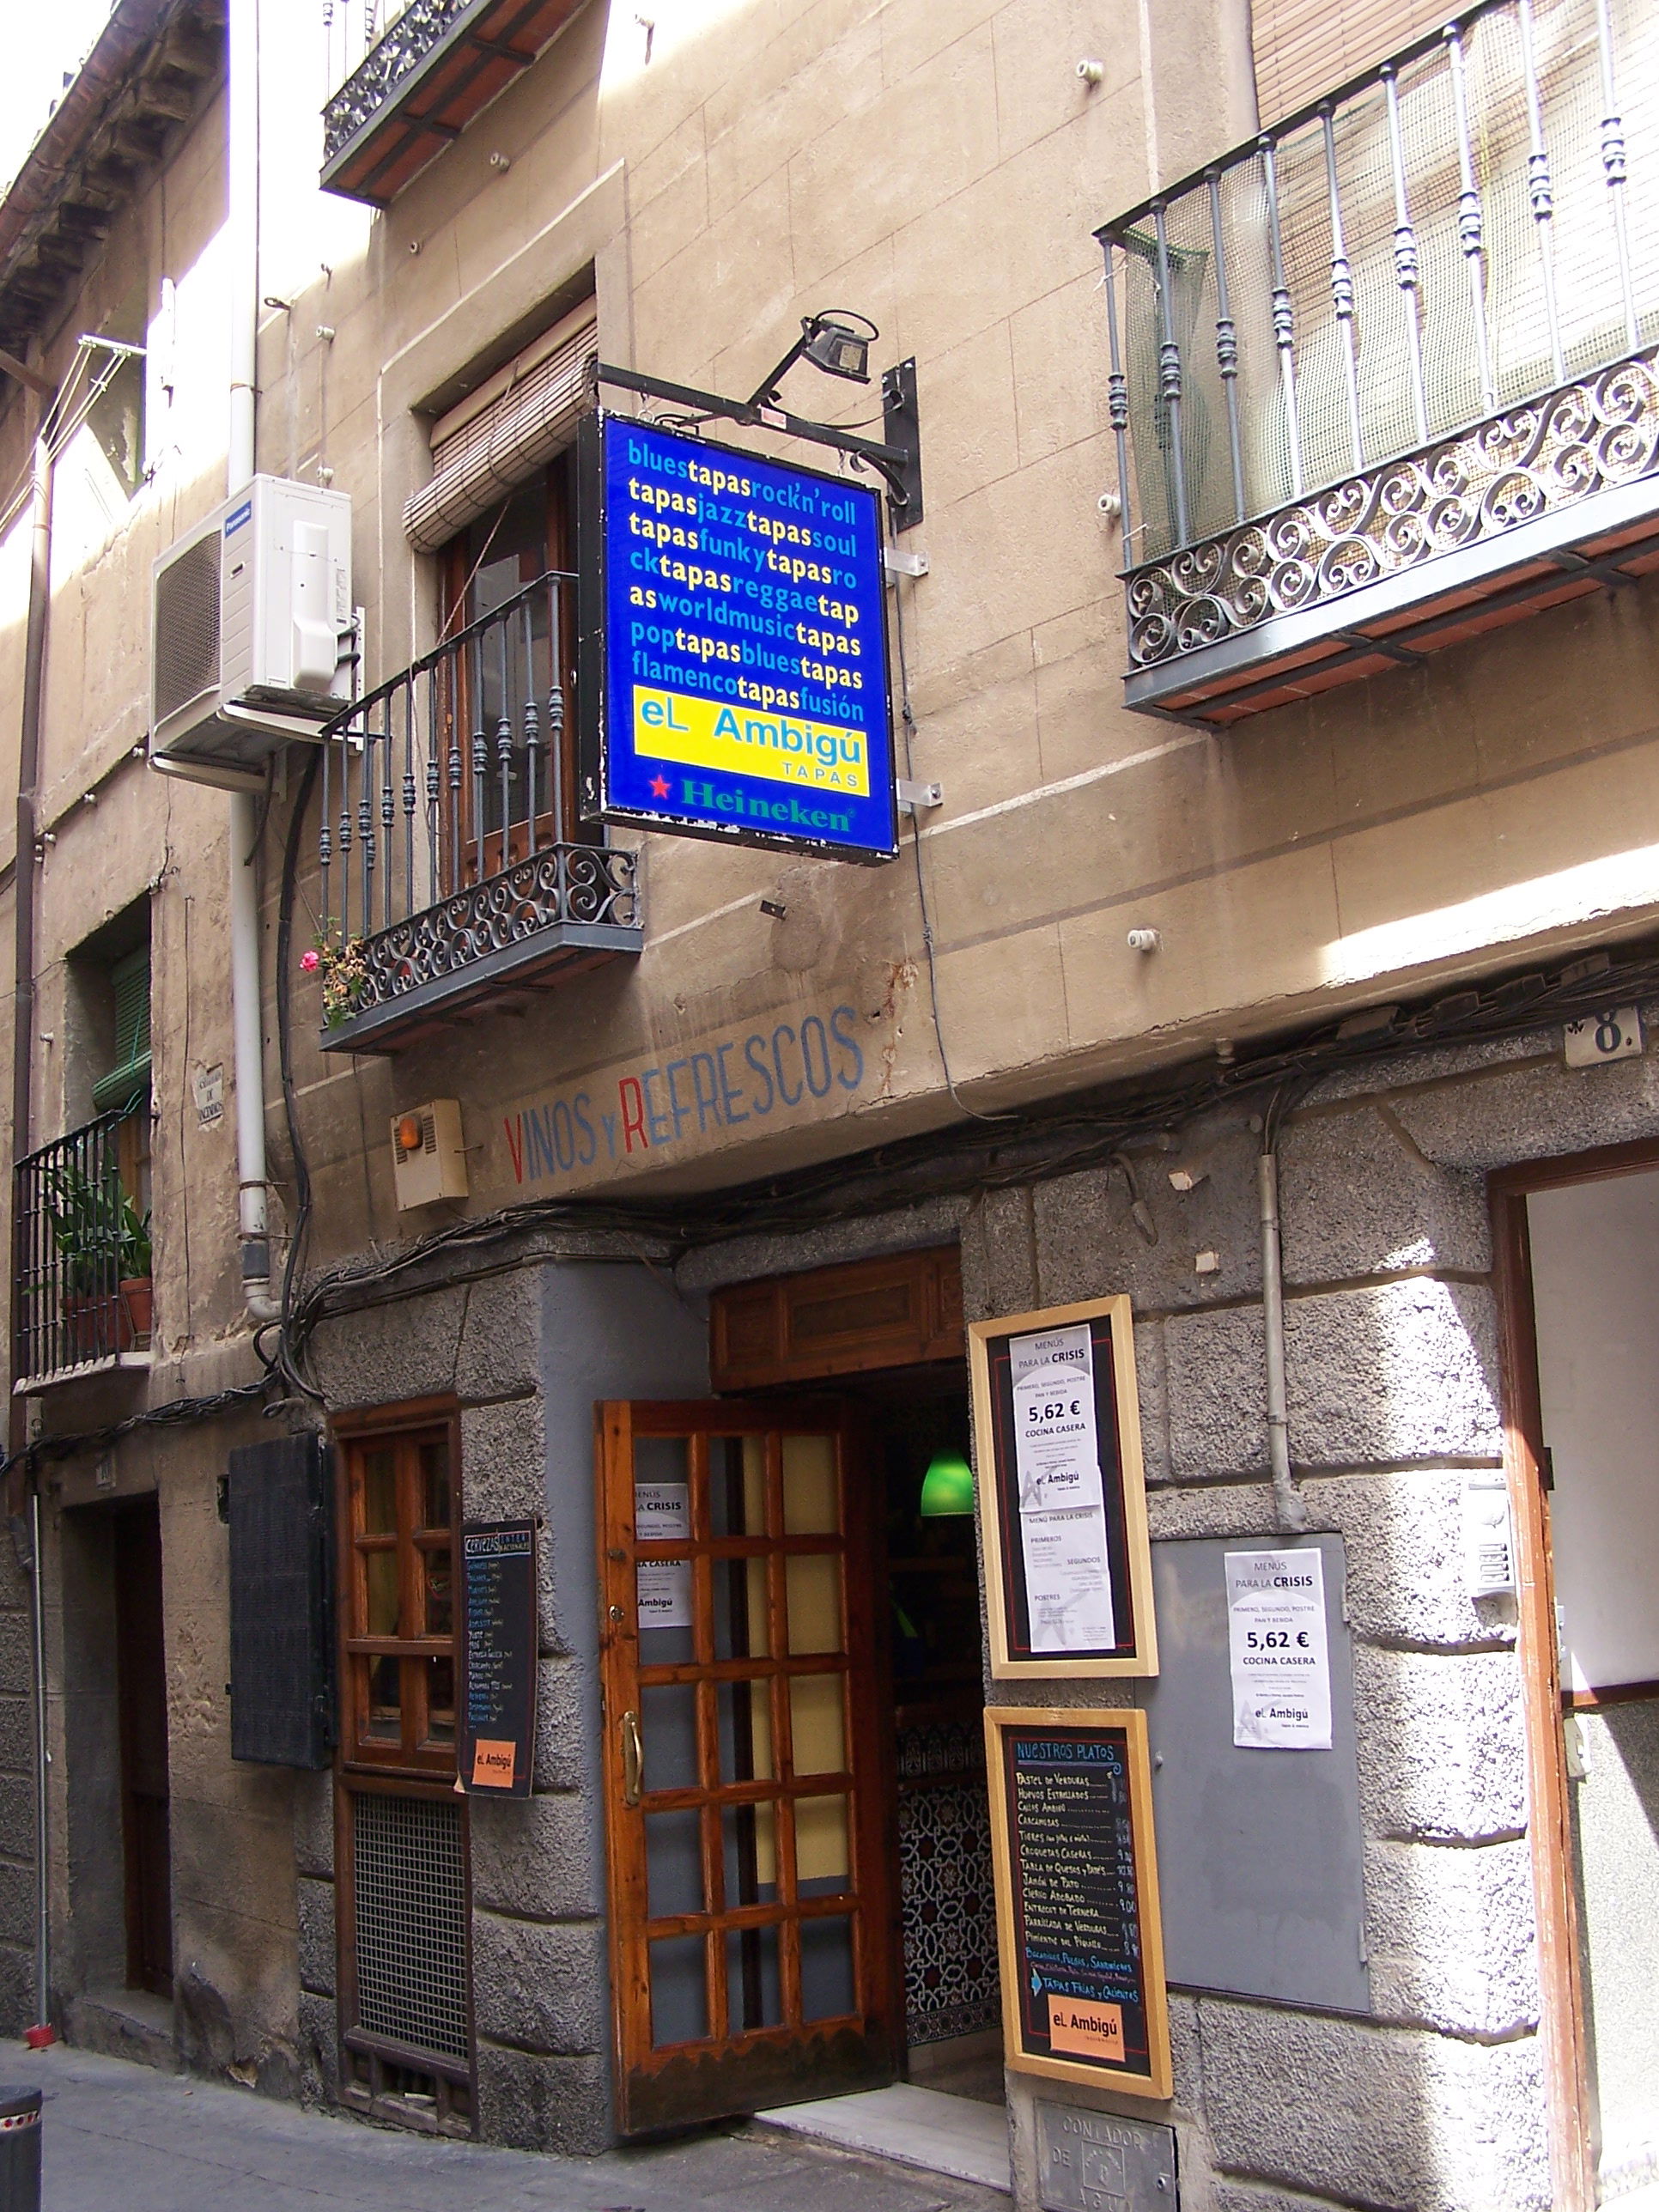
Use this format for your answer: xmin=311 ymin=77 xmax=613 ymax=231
xmin=305 ymin=1243 xmax=707 ymax=2152
xmin=957 ymin=1016 xmax=1659 ymax=2212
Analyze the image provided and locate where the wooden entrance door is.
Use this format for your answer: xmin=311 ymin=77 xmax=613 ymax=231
xmin=114 ymin=1498 xmax=172 ymax=1997
xmin=597 ymin=1399 xmax=897 ymax=2135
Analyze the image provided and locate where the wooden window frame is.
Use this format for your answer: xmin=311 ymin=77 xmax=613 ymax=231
xmin=1488 ymin=1133 xmax=1659 ymax=2212
xmin=438 ymin=454 xmax=586 ymax=866
xmin=334 ymin=1397 xmax=461 ymax=1782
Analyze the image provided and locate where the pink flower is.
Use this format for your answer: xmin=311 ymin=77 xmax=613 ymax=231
xmin=301 ymin=949 xmax=321 ymax=972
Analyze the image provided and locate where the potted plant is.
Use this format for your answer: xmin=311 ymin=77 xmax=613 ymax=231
xmin=43 ymin=1156 xmax=152 ymax=1362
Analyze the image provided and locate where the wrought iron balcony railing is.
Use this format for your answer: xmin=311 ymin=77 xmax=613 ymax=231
xmin=321 ymin=0 xmax=585 ymax=206
xmin=315 ymin=569 xmax=641 ymax=1054
xmin=1098 ymin=0 xmax=1659 ymax=724
xmin=15 ymin=1110 xmax=153 ymax=1394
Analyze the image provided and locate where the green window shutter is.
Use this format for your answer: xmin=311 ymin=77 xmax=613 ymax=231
xmin=92 ymin=945 xmax=151 ymax=1115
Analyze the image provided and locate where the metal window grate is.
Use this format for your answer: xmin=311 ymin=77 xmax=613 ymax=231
xmin=351 ymin=1793 xmax=469 ymax=2063
xmin=153 ymin=532 xmax=221 ymax=723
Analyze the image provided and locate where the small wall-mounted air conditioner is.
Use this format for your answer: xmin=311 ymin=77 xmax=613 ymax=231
xmin=149 ymin=475 xmax=353 ymax=792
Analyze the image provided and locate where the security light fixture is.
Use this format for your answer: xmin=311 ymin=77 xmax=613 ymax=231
xmin=919 ymin=1447 xmax=976 ymax=1518
xmin=597 ymin=319 xmax=924 ymax=528
xmin=749 ymin=309 xmax=879 ymax=409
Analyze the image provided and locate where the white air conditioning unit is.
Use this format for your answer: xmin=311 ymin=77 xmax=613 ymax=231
xmin=149 ymin=475 xmax=353 ymax=792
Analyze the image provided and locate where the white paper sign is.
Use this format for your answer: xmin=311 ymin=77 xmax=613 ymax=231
xmin=1225 ymin=1548 xmax=1331 ymax=1749
xmin=636 ymin=1482 xmax=692 ymax=1629
xmin=1011 ymin=1323 xmax=1116 ymax=1652
xmin=635 ymin=1481 xmax=690 ymax=1539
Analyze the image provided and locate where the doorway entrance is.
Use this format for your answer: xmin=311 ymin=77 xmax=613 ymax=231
xmin=1498 ymin=1151 xmax=1659 ymax=2209
xmin=113 ymin=1497 xmax=171 ymax=1998
xmin=596 ymin=1247 xmax=1002 ymax=2136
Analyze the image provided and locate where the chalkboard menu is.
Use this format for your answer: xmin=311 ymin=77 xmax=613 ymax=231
xmin=969 ymin=1297 xmax=1156 ymax=1679
xmin=459 ymin=1520 xmax=538 ymax=1797
xmin=985 ymin=1707 xmax=1171 ymax=2098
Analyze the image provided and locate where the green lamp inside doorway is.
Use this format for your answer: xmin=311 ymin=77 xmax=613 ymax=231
xmin=919 ymin=1446 xmax=976 ymax=1517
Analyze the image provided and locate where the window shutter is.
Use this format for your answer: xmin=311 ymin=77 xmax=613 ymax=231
xmin=91 ymin=945 xmax=151 ymax=1115
xmin=403 ymin=307 xmax=597 ymax=552
xmin=228 ymin=1435 xmax=335 ymax=1769
xmin=1252 ymin=0 xmax=1451 ymax=124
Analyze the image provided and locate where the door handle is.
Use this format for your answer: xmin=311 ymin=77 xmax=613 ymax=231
xmin=621 ymin=1708 xmax=644 ymax=1807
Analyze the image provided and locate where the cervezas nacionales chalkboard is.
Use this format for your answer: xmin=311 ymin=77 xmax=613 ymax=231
xmin=985 ymin=1706 xmax=1171 ymax=2099
xmin=459 ymin=1520 xmax=538 ymax=1796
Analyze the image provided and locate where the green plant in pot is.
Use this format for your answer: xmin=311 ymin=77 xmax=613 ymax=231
xmin=43 ymin=1156 xmax=152 ymax=1357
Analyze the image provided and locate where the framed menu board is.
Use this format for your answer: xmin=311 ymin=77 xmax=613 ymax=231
xmin=986 ymin=1706 xmax=1171 ymax=2099
xmin=459 ymin=1519 xmax=538 ymax=1796
xmin=969 ymin=1296 xmax=1156 ymax=1677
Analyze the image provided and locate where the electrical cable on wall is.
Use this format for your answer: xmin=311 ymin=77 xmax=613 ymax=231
xmin=887 ymin=562 xmax=1017 ymax=1125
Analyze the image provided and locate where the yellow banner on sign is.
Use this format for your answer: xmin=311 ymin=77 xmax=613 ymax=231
xmin=633 ymin=687 xmax=870 ymax=795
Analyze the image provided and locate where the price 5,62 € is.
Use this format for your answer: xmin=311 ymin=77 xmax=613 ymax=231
xmin=1243 ymin=1630 xmax=1310 ymax=1650
xmin=1030 ymin=1400 xmax=1083 ymax=1422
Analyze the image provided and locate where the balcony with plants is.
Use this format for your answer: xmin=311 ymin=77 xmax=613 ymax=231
xmin=320 ymin=0 xmax=588 ymax=205
xmin=14 ymin=1111 xmax=154 ymax=1394
xmin=311 ymin=568 xmax=641 ymax=1055
xmin=1097 ymin=0 xmax=1659 ymax=725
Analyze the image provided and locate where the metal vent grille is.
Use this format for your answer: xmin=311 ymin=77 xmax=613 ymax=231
xmin=153 ymin=533 xmax=222 ymax=723
xmin=351 ymin=1793 xmax=469 ymax=2062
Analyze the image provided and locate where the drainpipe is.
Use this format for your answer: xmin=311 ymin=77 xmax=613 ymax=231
xmin=1258 ymin=1145 xmax=1310 ymax=1535
xmin=227 ymin=0 xmax=278 ymax=1324
xmin=6 ymin=357 xmax=57 ymax=2040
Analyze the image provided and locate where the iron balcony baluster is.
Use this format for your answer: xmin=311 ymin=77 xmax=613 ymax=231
xmin=1446 ymin=21 xmax=1498 ymax=413
xmin=313 ymin=570 xmax=640 ymax=1050
xmin=1382 ymin=64 xmax=1430 ymax=450
xmin=1101 ymin=239 xmax=1135 ymax=554
xmin=1594 ymin=0 xmax=1637 ymax=352
xmin=1207 ymin=168 xmax=1249 ymax=525
xmin=1260 ymin=132 xmax=1305 ymax=498
xmin=1096 ymin=0 xmax=1659 ymax=708
xmin=1517 ymin=0 xmax=1565 ymax=386
xmin=1151 ymin=199 xmax=1191 ymax=548
xmin=1322 ymin=105 xmax=1365 ymax=474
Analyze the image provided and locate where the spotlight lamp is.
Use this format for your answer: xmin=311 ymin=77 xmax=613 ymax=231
xmin=749 ymin=309 xmax=879 ymax=408
xmin=801 ymin=309 xmax=878 ymax=383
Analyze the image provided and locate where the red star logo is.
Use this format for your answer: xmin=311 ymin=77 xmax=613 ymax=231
xmin=649 ymin=774 xmax=671 ymax=799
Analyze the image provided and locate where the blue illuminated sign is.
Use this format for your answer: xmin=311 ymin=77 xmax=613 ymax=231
xmin=580 ymin=414 xmax=897 ymax=862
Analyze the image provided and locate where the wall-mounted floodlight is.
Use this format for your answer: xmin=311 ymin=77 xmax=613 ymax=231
xmin=750 ymin=309 xmax=879 ymax=408
xmin=597 ymin=307 xmax=924 ymax=529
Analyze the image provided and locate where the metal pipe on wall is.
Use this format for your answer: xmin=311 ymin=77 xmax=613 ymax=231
xmin=227 ymin=0 xmax=278 ymax=1323
xmin=1259 ymin=1147 xmax=1310 ymax=1535
xmin=7 ymin=366 xmax=57 ymax=2039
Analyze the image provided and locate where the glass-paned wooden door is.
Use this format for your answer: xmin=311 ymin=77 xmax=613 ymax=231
xmin=597 ymin=1399 xmax=897 ymax=2136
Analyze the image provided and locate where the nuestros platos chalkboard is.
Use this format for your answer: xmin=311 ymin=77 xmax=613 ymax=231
xmin=985 ymin=1706 xmax=1171 ymax=2098
xmin=459 ymin=1519 xmax=538 ymax=1796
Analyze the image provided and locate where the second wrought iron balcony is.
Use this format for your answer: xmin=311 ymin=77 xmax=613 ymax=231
xmin=1098 ymin=0 xmax=1659 ymax=725
xmin=314 ymin=570 xmax=641 ymax=1055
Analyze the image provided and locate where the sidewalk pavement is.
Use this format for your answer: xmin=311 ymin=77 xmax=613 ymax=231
xmin=3 ymin=2043 xmax=1012 ymax=2212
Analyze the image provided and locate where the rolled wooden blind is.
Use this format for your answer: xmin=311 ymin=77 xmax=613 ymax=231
xmin=403 ymin=306 xmax=597 ymax=552
xmin=1253 ymin=0 xmax=1454 ymax=124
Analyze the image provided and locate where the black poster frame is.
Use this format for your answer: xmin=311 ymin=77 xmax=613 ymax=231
xmin=969 ymin=1294 xmax=1157 ymax=1678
